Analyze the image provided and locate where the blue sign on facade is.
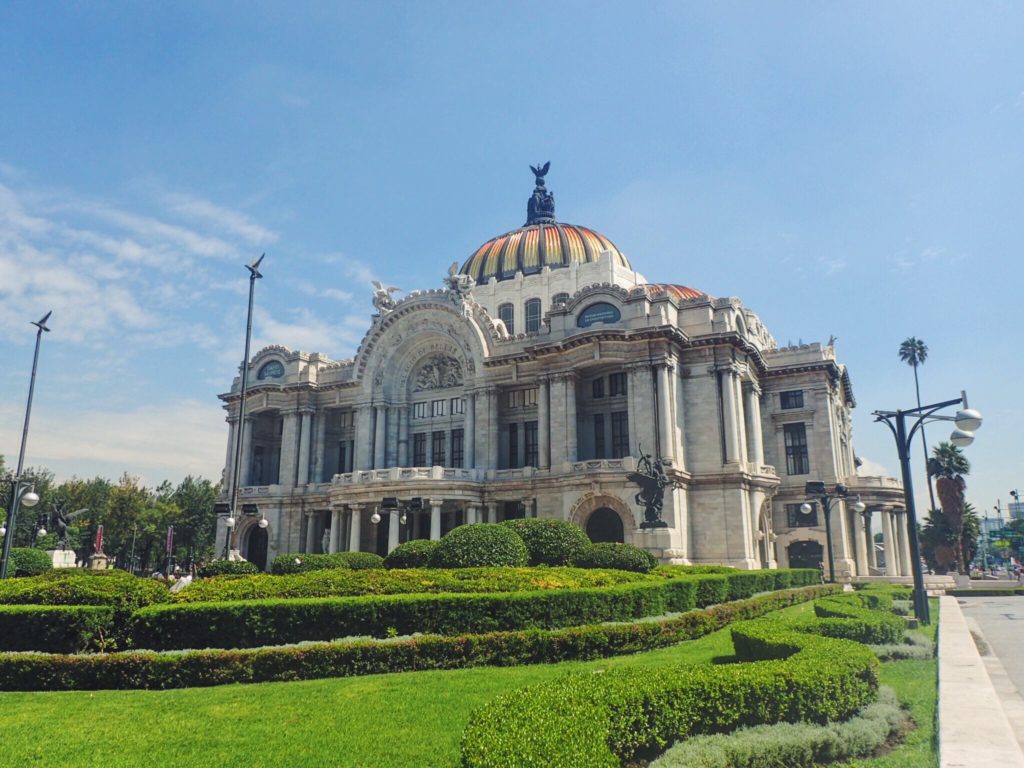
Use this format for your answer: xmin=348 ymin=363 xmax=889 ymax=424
xmin=577 ymin=302 xmax=621 ymax=328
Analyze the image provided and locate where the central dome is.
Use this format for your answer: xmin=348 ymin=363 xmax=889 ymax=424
xmin=460 ymin=164 xmax=632 ymax=285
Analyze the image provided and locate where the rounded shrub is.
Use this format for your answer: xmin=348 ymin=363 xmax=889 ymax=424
xmin=270 ymin=552 xmax=385 ymax=575
xmin=500 ymin=518 xmax=591 ymax=566
xmin=575 ymin=542 xmax=658 ymax=573
xmin=0 ymin=568 xmax=169 ymax=611
xmin=428 ymin=524 xmax=529 ymax=569
xmin=384 ymin=539 xmax=440 ymax=569
xmin=197 ymin=560 xmax=260 ymax=578
xmin=9 ymin=548 xmax=53 ymax=577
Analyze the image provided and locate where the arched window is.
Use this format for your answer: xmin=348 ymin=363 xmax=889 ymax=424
xmin=524 ymin=298 xmax=541 ymax=333
xmin=552 ymin=292 xmax=570 ymax=307
xmin=498 ymin=303 xmax=514 ymax=335
xmin=257 ymin=360 xmax=284 ymax=380
xmin=586 ymin=508 xmax=625 ymax=543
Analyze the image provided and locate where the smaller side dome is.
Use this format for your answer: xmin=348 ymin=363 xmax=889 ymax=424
xmin=639 ymin=283 xmax=710 ymax=301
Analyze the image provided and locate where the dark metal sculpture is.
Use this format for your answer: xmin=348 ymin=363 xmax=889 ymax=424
xmin=526 ymin=162 xmax=556 ymax=225
xmin=627 ymin=446 xmax=678 ymax=529
xmin=51 ymin=500 xmax=86 ymax=551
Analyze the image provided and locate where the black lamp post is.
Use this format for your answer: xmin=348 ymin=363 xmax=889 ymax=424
xmin=224 ymin=254 xmax=264 ymax=560
xmin=0 ymin=311 xmax=51 ymax=580
xmin=874 ymin=391 xmax=982 ymax=625
xmin=801 ymin=482 xmax=865 ymax=583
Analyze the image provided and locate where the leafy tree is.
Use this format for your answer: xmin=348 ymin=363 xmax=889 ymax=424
xmin=171 ymin=476 xmax=219 ymax=564
xmin=960 ymin=503 xmax=980 ymax=570
xmin=0 ymin=466 xmax=55 ymax=548
xmin=899 ymin=336 xmax=937 ymax=511
xmin=927 ymin=442 xmax=970 ymax=573
xmin=920 ymin=508 xmax=958 ymax=574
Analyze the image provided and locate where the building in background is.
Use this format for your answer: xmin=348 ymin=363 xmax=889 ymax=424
xmin=217 ymin=166 xmax=904 ymax=577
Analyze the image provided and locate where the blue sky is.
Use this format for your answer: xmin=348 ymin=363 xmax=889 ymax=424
xmin=1 ymin=2 xmax=1021 ymax=518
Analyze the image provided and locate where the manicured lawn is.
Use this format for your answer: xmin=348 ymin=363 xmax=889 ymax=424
xmin=0 ymin=603 xmax=808 ymax=768
xmin=0 ymin=598 xmax=940 ymax=768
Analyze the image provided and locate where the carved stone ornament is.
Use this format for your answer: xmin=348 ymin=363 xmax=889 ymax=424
xmin=414 ymin=353 xmax=463 ymax=391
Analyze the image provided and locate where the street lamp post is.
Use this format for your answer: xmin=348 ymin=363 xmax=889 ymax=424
xmin=0 ymin=311 xmax=51 ymax=580
xmin=874 ymin=392 xmax=982 ymax=625
xmin=225 ymin=254 xmax=264 ymax=560
xmin=801 ymin=482 xmax=865 ymax=583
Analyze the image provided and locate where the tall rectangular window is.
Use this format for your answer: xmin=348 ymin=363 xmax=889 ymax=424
xmin=609 ymin=372 xmax=627 ymax=397
xmin=450 ymin=397 xmax=465 ymax=415
xmin=611 ymin=411 xmax=629 ymax=458
xmin=592 ymin=378 xmax=605 ymax=399
xmin=786 ymin=502 xmax=818 ymax=527
xmin=780 ymin=390 xmax=804 ymax=410
xmin=337 ymin=442 xmax=348 ymax=475
xmin=432 ymin=430 xmax=446 ymax=467
xmin=508 ymin=423 xmax=519 ymax=469
xmin=413 ymin=433 xmax=426 ymax=466
xmin=451 ymin=429 xmax=464 ymax=468
xmin=524 ymin=421 xmax=538 ymax=467
xmin=525 ymin=298 xmax=542 ymax=333
xmin=783 ymin=423 xmax=810 ymax=475
xmin=499 ymin=303 xmax=514 ymax=335
xmin=431 ymin=399 xmax=446 ymax=417
xmin=413 ymin=402 xmax=428 ymax=419
xmin=593 ymin=414 xmax=606 ymax=459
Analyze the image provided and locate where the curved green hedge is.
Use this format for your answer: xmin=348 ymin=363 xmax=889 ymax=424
xmin=270 ymin=552 xmax=384 ymax=574
xmin=0 ymin=585 xmax=839 ymax=691
xmin=8 ymin=548 xmax=53 ymax=577
xmin=0 ymin=569 xmax=169 ymax=611
xmin=0 ymin=605 xmax=115 ymax=653
xmin=461 ymin=605 xmax=883 ymax=767
xmin=573 ymin=542 xmax=658 ymax=573
xmin=197 ymin=560 xmax=260 ymax=577
xmin=127 ymin=578 xmax=702 ymax=650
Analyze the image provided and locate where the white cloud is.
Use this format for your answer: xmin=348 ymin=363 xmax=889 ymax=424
xmin=856 ymin=456 xmax=892 ymax=477
xmin=163 ymin=192 xmax=279 ymax=246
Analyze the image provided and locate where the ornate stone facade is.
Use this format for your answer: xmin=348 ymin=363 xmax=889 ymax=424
xmin=217 ymin=168 xmax=907 ymax=577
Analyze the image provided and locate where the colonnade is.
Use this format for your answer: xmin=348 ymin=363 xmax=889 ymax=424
xmin=848 ymin=507 xmax=913 ymax=577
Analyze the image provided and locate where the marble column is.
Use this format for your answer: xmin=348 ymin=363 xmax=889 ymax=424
xmin=328 ymin=509 xmax=341 ymax=554
xmin=537 ymin=378 xmax=550 ymax=469
xmin=656 ymin=364 xmax=673 ymax=461
xmin=486 ymin=501 xmax=498 ymax=524
xmin=487 ymin=389 xmax=499 ymax=469
xmin=466 ymin=504 xmax=478 ymax=525
xmin=897 ymin=512 xmax=913 ymax=577
xmin=720 ymin=370 xmax=740 ymax=463
xmin=354 ymin=406 xmax=373 ymax=470
xmin=744 ymin=385 xmax=765 ymax=465
xmin=388 ymin=509 xmax=401 ymax=553
xmin=464 ymin=394 xmax=476 ymax=469
xmin=312 ymin=410 xmax=327 ymax=483
xmin=297 ymin=410 xmax=312 ymax=485
xmin=348 ymin=505 xmax=363 ymax=552
xmin=733 ymin=374 xmax=748 ymax=466
xmin=865 ymin=512 xmax=878 ymax=569
xmin=564 ymin=374 xmax=577 ymax=463
xmin=853 ymin=511 xmax=869 ymax=576
xmin=223 ymin=417 xmax=237 ymax=492
xmin=373 ymin=405 xmax=387 ymax=469
xmin=239 ymin=416 xmax=255 ymax=486
xmin=881 ymin=510 xmax=898 ymax=576
xmin=430 ymin=499 xmax=443 ymax=541
xmin=305 ymin=512 xmax=318 ymax=553
xmin=398 ymin=405 xmax=410 ymax=467
xmin=279 ymin=411 xmax=300 ymax=487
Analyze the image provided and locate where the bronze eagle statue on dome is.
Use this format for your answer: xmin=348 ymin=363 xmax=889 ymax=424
xmin=530 ymin=161 xmax=550 ymax=186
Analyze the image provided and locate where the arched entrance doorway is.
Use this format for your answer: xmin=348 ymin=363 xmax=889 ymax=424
xmin=244 ymin=526 xmax=269 ymax=571
xmin=586 ymin=507 xmax=624 ymax=543
xmin=787 ymin=540 xmax=823 ymax=570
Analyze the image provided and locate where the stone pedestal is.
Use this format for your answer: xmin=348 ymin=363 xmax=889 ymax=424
xmin=88 ymin=554 xmax=109 ymax=570
xmin=48 ymin=549 xmax=77 ymax=569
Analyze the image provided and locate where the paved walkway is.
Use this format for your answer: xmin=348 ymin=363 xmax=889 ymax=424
xmin=958 ymin=595 xmax=1024 ymax=750
xmin=939 ymin=595 xmax=1024 ymax=767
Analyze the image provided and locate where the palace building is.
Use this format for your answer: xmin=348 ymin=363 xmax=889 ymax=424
xmin=217 ymin=165 xmax=911 ymax=578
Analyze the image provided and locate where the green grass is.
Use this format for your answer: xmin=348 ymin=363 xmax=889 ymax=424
xmin=0 ymin=602 xmax=792 ymax=767
xmin=0 ymin=598 xmax=941 ymax=768
xmin=834 ymin=598 xmax=939 ymax=768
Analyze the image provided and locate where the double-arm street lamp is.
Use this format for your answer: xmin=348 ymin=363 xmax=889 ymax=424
xmin=874 ymin=391 xmax=982 ymax=625
xmin=0 ymin=311 xmax=51 ymax=580
xmin=801 ymin=482 xmax=865 ymax=583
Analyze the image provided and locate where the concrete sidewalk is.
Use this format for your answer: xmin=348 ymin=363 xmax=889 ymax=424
xmin=939 ymin=595 xmax=1024 ymax=767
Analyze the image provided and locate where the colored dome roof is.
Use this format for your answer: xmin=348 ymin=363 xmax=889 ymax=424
xmin=460 ymin=163 xmax=632 ymax=285
xmin=639 ymin=283 xmax=710 ymax=301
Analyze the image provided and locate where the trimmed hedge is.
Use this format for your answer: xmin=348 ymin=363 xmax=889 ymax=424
xmin=126 ymin=578 xmax=703 ymax=651
xmin=197 ymin=560 xmax=260 ymax=577
xmin=500 ymin=519 xmax=591 ymax=566
xmin=269 ymin=552 xmax=384 ymax=575
xmin=948 ymin=587 xmax=1024 ymax=597
xmin=171 ymin=566 xmax=649 ymax=603
xmin=811 ymin=596 xmax=906 ymax=645
xmin=8 ymin=548 xmax=53 ymax=577
xmin=0 ymin=569 xmax=169 ymax=611
xmin=573 ymin=542 xmax=658 ymax=573
xmin=0 ymin=585 xmax=839 ymax=691
xmin=428 ymin=524 xmax=529 ymax=568
xmin=0 ymin=605 xmax=115 ymax=653
xmin=383 ymin=540 xmax=439 ymax=569
xmin=461 ymin=609 xmax=880 ymax=767
xmin=657 ymin=567 xmax=820 ymax=603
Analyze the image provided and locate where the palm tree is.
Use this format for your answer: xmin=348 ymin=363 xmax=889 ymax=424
xmin=927 ymin=441 xmax=970 ymax=573
xmin=899 ymin=337 xmax=937 ymax=512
